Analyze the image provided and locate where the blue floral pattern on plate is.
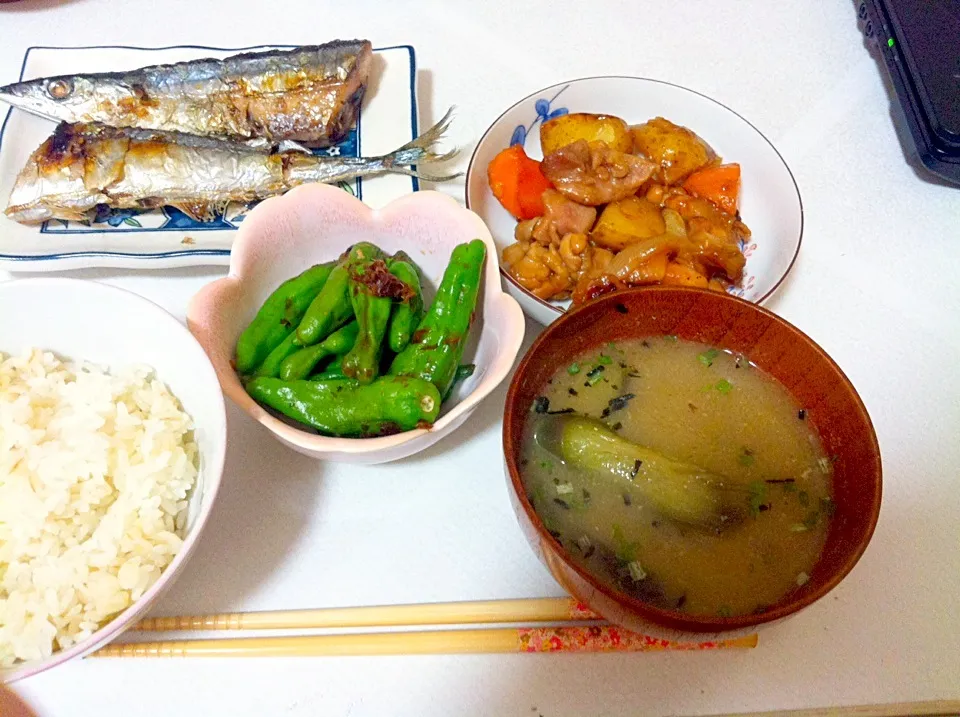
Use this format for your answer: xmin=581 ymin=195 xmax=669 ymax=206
xmin=162 ymin=207 xmax=234 ymax=230
xmin=92 ymin=207 xmax=144 ymax=228
xmin=509 ymin=85 xmax=570 ymax=147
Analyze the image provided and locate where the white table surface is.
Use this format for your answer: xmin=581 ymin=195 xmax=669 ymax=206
xmin=2 ymin=0 xmax=959 ymax=715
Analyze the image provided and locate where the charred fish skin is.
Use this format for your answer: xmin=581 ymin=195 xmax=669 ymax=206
xmin=0 ymin=41 xmax=372 ymax=147
xmin=4 ymin=110 xmax=459 ymax=225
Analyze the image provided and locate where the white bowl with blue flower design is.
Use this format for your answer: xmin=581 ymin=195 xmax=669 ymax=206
xmin=465 ymin=76 xmax=803 ymax=326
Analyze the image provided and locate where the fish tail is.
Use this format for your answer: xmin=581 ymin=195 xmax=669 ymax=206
xmin=377 ymin=106 xmax=461 ymax=175
xmin=285 ymin=107 xmax=461 ymax=186
xmin=394 ymin=106 xmax=455 ymax=153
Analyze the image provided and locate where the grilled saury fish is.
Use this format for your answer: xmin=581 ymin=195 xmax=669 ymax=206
xmin=5 ymin=111 xmax=458 ymax=224
xmin=0 ymin=41 xmax=372 ymax=148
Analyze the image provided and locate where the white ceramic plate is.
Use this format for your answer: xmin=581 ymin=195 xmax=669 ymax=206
xmin=465 ymin=76 xmax=804 ymax=326
xmin=0 ymin=278 xmax=227 ymax=683
xmin=0 ymin=44 xmax=420 ymax=271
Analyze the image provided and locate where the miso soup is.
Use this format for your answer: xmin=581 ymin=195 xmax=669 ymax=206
xmin=520 ymin=337 xmax=833 ymax=617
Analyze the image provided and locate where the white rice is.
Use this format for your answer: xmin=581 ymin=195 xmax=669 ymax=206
xmin=0 ymin=348 xmax=198 ymax=667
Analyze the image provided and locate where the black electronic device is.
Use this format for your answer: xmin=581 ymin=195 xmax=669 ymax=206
xmin=859 ymin=0 xmax=960 ymax=185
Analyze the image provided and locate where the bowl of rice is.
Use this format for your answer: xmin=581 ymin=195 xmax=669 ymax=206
xmin=0 ymin=278 xmax=227 ymax=682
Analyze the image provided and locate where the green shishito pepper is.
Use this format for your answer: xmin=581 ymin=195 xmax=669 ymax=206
xmin=311 ymin=355 xmax=347 ymax=380
xmin=296 ymin=243 xmax=381 ymax=347
xmin=386 ymin=253 xmax=424 ymax=353
xmin=389 ymin=239 xmax=486 ymax=398
xmin=254 ymin=330 xmax=300 ymax=378
xmin=279 ymin=321 xmax=359 ymax=381
xmin=342 ymin=258 xmax=409 ymax=384
xmin=235 ymin=262 xmax=335 ymax=374
xmin=246 ymin=376 xmax=441 ymax=437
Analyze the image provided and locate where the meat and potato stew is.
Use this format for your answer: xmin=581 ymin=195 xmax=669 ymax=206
xmin=488 ymin=113 xmax=751 ymax=305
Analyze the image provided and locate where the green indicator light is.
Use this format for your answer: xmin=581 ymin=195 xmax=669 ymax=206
xmin=887 ymin=37 xmax=895 ymax=48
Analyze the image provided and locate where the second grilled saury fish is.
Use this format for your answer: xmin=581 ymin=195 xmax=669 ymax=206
xmin=0 ymin=41 xmax=372 ymax=148
xmin=5 ymin=111 xmax=457 ymax=224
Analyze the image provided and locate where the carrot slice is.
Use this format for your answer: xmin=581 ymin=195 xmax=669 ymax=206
xmin=517 ymin=160 xmax=553 ymax=218
xmin=487 ymin=145 xmax=553 ymax=220
xmin=683 ymin=163 xmax=741 ymax=215
xmin=487 ymin=146 xmax=525 ymax=219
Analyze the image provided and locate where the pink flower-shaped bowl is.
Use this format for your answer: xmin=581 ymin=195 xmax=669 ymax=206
xmin=187 ymin=184 xmax=525 ymax=465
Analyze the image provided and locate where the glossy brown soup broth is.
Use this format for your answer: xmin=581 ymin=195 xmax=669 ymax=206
xmin=520 ymin=338 xmax=833 ymax=617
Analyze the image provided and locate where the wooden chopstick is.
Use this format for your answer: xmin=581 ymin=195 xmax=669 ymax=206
xmin=94 ymin=625 xmax=757 ymax=658
xmin=705 ymin=701 xmax=960 ymax=717
xmin=104 ymin=598 xmax=759 ymax=658
xmin=108 ymin=598 xmax=954 ymax=714
xmin=133 ymin=597 xmax=602 ymax=632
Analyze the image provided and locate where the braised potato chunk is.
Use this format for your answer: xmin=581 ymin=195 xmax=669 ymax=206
xmin=591 ymin=196 xmax=666 ymax=251
xmin=540 ymin=113 xmax=633 ymax=155
xmin=630 ymin=117 xmax=715 ymax=184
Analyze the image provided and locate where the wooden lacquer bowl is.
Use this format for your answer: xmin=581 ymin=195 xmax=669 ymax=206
xmin=503 ymin=287 xmax=882 ymax=634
